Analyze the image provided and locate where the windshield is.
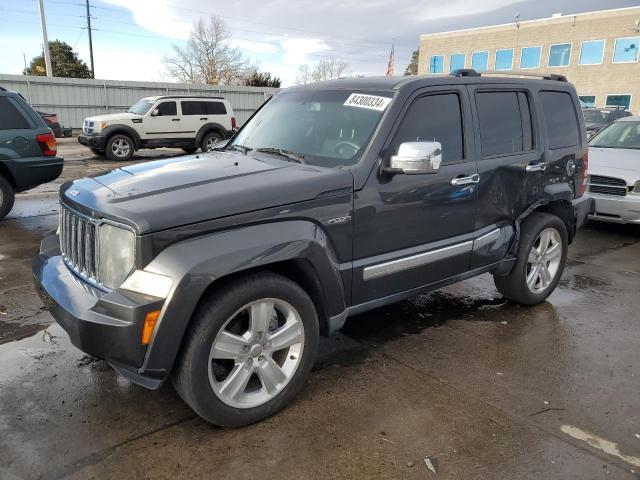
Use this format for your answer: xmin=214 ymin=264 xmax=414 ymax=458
xmin=590 ymin=121 xmax=640 ymax=149
xmin=583 ymin=109 xmax=611 ymax=124
xmin=228 ymin=89 xmax=393 ymax=167
xmin=127 ymin=99 xmax=154 ymax=115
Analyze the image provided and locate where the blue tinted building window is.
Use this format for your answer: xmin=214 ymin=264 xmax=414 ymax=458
xmin=606 ymin=95 xmax=631 ymax=110
xmin=520 ymin=46 xmax=541 ymax=68
xmin=613 ymin=37 xmax=639 ymax=63
xmin=449 ymin=53 xmax=465 ymax=72
xmin=429 ymin=55 xmax=444 ymax=73
xmin=548 ymin=43 xmax=572 ymax=66
xmin=579 ymin=96 xmax=596 ymax=108
xmin=495 ymin=49 xmax=514 ymax=70
xmin=471 ymin=51 xmax=489 ymax=71
xmin=579 ymin=40 xmax=605 ymax=65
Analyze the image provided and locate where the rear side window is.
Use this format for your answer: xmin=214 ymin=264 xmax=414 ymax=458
xmin=0 ymin=97 xmax=31 ymax=130
xmin=540 ymin=91 xmax=580 ymax=149
xmin=476 ymin=91 xmax=533 ymax=157
xmin=182 ymin=101 xmax=227 ymax=115
xmin=391 ymin=93 xmax=464 ymax=163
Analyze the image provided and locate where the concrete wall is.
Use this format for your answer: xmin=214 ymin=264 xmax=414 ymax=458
xmin=0 ymin=74 xmax=279 ymax=129
xmin=418 ymin=7 xmax=640 ymax=113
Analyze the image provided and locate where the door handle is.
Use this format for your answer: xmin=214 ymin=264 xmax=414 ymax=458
xmin=526 ymin=162 xmax=547 ymax=172
xmin=200 ymin=117 xmax=208 ymax=120
xmin=172 ymin=118 xmax=180 ymax=122
xmin=451 ymin=174 xmax=480 ymax=186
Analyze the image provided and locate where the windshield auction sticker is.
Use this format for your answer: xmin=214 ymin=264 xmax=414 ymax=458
xmin=344 ymin=93 xmax=392 ymax=111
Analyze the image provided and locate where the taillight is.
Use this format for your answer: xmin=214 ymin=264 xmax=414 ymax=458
xmin=231 ymin=116 xmax=237 ymax=130
xmin=580 ymin=150 xmax=589 ymax=196
xmin=36 ymin=132 xmax=57 ymax=156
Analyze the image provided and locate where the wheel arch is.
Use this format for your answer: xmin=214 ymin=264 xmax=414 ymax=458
xmin=196 ymin=123 xmax=227 ymax=145
xmin=0 ymin=163 xmax=16 ymax=187
xmin=139 ymin=220 xmax=347 ymax=379
xmin=101 ymin=124 xmax=142 ymax=149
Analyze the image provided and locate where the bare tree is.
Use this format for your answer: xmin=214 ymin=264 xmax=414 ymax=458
xmin=164 ymin=16 xmax=251 ymax=85
xmin=296 ymin=58 xmax=349 ymax=84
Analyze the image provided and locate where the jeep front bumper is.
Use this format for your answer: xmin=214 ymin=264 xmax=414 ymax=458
xmin=32 ymin=235 xmax=166 ymax=389
xmin=78 ymin=134 xmax=107 ymax=150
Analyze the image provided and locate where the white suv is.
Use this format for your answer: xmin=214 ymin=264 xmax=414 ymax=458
xmin=79 ymin=96 xmax=237 ymax=161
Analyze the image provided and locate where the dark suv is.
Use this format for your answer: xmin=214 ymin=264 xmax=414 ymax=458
xmin=33 ymin=71 xmax=591 ymax=427
xmin=0 ymin=88 xmax=63 ymax=218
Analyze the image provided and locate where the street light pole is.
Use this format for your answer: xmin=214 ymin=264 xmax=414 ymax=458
xmin=38 ymin=0 xmax=53 ymax=77
xmin=85 ymin=0 xmax=95 ymax=78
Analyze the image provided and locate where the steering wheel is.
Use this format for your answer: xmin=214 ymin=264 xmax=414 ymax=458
xmin=334 ymin=141 xmax=359 ymax=159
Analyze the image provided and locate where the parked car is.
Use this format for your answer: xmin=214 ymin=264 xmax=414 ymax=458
xmin=33 ymin=71 xmax=591 ymax=427
xmin=0 ymin=88 xmax=63 ymax=218
xmin=37 ymin=110 xmax=63 ymax=138
xmin=582 ymin=106 xmax=632 ymax=138
xmin=78 ymin=96 xmax=237 ymax=161
xmin=587 ymin=116 xmax=640 ymax=224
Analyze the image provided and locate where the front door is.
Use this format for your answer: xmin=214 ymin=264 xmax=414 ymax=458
xmin=352 ymin=88 xmax=478 ymax=305
xmin=143 ymin=100 xmax=183 ymax=139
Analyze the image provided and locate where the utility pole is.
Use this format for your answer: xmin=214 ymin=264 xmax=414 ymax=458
xmin=38 ymin=0 xmax=53 ymax=77
xmin=85 ymin=0 xmax=95 ymax=78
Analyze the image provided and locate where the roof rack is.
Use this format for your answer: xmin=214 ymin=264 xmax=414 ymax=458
xmin=449 ymin=69 xmax=567 ymax=82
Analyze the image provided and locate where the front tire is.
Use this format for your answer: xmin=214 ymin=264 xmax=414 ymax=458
xmin=105 ymin=134 xmax=134 ymax=161
xmin=0 ymin=175 xmax=15 ymax=219
xmin=494 ymin=212 xmax=568 ymax=305
xmin=172 ymin=272 xmax=319 ymax=427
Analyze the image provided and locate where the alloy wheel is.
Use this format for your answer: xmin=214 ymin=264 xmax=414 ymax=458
xmin=526 ymin=227 xmax=562 ymax=294
xmin=111 ymin=139 xmax=130 ymax=158
xmin=208 ymin=298 xmax=305 ymax=408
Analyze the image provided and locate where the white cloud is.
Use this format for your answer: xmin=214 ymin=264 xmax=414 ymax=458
xmin=280 ymin=38 xmax=331 ymax=64
xmin=230 ymin=38 xmax=280 ymax=55
xmin=102 ymin=0 xmax=192 ymax=40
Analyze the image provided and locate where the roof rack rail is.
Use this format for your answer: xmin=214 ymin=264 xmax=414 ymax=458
xmin=449 ymin=69 xmax=567 ymax=82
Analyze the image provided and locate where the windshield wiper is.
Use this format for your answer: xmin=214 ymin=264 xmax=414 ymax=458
xmin=253 ymin=147 xmax=306 ymax=164
xmin=229 ymin=144 xmax=250 ymax=154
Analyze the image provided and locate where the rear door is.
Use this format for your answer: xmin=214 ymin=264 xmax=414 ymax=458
xmin=467 ymin=85 xmax=542 ymax=269
xmin=181 ymin=100 xmax=230 ymax=139
xmin=143 ymin=100 xmax=183 ymax=138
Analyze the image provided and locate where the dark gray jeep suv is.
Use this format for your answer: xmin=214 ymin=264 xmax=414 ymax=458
xmin=33 ymin=71 xmax=592 ymax=426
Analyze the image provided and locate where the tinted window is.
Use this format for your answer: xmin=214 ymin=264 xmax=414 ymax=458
xmin=613 ymin=37 xmax=639 ymax=63
xmin=156 ymin=101 xmax=177 ymax=116
xmin=0 ymin=97 xmax=30 ymax=130
xmin=429 ymin=55 xmax=444 ymax=74
xmin=449 ymin=54 xmax=465 ymax=72
xmin=579 ymin=40 xmax=605 ymax=65
xmin=549 ymin=43 xmax=572 ymax=67
xmin=540 ymin=91 xmax=580 ymax=149
xmin=606 ymin=95 xmax=631 ymax=110
xmin=476 ymin=91 xmax=533 ymax=157
xmin=182 ymin=101 xmax=227 ymax=115
xmin=471 ymin=51 xmax=488 ymax=71
xmin=579 ymin=96 xmax=596 ymax=108
xmin=391 ymin=93 xmax=464 ymax=163
xmin=495 ymin=49 xmax=514 ymax=70
xmin=520 ymin=46 xmax=541 ymax=68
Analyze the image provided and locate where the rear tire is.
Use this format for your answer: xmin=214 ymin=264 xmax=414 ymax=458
xmin=172 ymin=272 xmax=319 ymax=427
xmin=201 ymin=131 xmax=223 ymax=152
xmin=494 ymin=212 xmax=568 ymax=305
xmin=105 ymin=134 xmax=134 ymax=161
xmin=89 ymin=148 xmax=106 ymax=157
xmin=0 ymin=175 xmax=15 ymax=219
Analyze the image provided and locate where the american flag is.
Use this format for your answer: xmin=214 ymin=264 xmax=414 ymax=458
xmin=386 ymin=44 xmax=394 ymax=76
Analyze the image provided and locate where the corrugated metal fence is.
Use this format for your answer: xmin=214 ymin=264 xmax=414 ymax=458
xmin=0 ymin=74 xmax=279 ymax=129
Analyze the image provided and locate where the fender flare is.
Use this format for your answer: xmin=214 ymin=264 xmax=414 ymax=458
xmin=196 ymin=123 xmax=228 ymax=145
xmin=101 ymin=124 xmax=142 ymax=149
xmin=139 ymin=220 xmax=347 ymax=377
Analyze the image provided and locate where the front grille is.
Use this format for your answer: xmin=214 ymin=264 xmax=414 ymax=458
xmin=588 ymin=175 xmax=627 ymax=197
xmin=83 ymin=120 xmax=95 ymax=135
xmin=59 ymin=205 xmax=99 ymax=285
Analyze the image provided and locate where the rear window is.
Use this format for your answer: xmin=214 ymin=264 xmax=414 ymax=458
xmin=181 ymin=101 xmax=227 ymax=115
xmin=0 ymin=97 xmax=31 ymax=130
xmin=540 ymin=91 xmax=580 ymax=149
xmin=476 ymin=91 xmax=533 ymax=157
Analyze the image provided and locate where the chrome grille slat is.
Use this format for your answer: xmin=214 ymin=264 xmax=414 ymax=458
xmin=588 ymin=175 xmax=628 ymax=197
xmin=59 ymin=204 xmax=103 ymax=287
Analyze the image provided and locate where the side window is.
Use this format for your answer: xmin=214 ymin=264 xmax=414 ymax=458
xmin=0 ymin=97 xmax=31 ymax=130
xmin=205 ymin=102 xmax=227 ymax=115
xmin=476 ymin=91 xmax=533 ymax=157
xmin=391 ymin=93 xmax=464 ymax=164
xmin=181 ymin=101 xmax=205 ymax=115
xmin=539 ymin=91 xmax=580 ymax=149
xmin=155 ymin=101 xmax=177 ymax=116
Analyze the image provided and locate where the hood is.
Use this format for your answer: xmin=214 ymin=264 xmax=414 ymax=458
xmin=588 ymin=147 xmax=640 ymax=185
xmin=86 ymin=112 xmax=141 ymax=122
xmin=60 ymin=151 xmax=354 ymax=233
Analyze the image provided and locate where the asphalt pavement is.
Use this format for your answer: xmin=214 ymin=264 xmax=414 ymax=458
xmin=1 ymin=139 xmax=639 ymax=479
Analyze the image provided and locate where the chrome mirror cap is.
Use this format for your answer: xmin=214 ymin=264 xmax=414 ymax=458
xmin=390 ymin=141 xmax=442 ymax=174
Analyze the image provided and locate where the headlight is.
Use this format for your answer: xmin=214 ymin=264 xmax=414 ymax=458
xmin=98 ymin=223 xmax=135 ymax=289
xmin=95 ymin=121 xmax=108 ymax=133
xmin=121 ymin=270 xmax=173 ymax=298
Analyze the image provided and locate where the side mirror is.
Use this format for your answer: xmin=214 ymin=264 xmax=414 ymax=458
xmin=387 ymin=141 xmax=442 ymax=175
xmin=151 ymin=108 xmax=160 ymax=117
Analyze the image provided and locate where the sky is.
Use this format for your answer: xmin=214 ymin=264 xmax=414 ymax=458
xmin=0 ymin=0 xmax=637 ymax=86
